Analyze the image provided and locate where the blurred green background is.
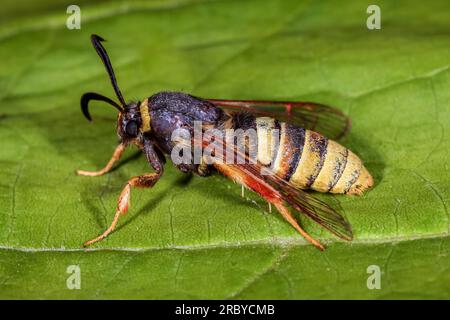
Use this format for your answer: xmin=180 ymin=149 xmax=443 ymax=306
xmin=0 ymin=0 xmax=449 ymax=299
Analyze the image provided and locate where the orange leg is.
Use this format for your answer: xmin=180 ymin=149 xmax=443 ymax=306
xmin=273 ymin=202 xmax=325 ymax=251
xmin=77 ymin=143 xmax=126 ymax=177
xmin=83 ymin=173 xmax=161 ymax=247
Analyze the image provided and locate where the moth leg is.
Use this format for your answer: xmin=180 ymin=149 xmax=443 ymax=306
xmin=273 ymin=202 xmax=325 ymax=251
xmin=83 ymin=172 xmax=161 ymax=247
xmin=241 ymin=185 xmax=245 ymax=198
xmin=77 ymin=143 xmax=126 ymax=177
xmin=268 ymin=202 xmax=272 ymax=213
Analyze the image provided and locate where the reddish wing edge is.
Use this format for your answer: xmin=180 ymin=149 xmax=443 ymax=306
xmin=197 ymin=134 xmax=353 ymax=243
xmin=207 ymin=99 xmax=351 ymax=140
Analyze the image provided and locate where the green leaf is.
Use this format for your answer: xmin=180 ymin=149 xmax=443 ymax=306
xmin=0 ymin=0 xmax=449 ymax=299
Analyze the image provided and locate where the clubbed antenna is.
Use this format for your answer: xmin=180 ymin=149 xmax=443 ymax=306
xmin=81 ymin=92 xmax=123 ymax=121
xmin=90 ymin=34 xmax=126 ymax=106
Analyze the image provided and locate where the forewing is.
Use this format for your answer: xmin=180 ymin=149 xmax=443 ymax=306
xmin=208 ymin=99 xmax=351 ymax=140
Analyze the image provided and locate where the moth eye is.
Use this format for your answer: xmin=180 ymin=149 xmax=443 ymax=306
xmin=125 ymin=121 xmax=138 ymax=136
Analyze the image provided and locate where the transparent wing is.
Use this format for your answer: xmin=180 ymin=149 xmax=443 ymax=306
xmin=208 ymin=99 xmax=351 ymax=140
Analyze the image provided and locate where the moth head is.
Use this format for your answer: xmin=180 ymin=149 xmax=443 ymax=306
xmin=117 ymin=101 xmax=143 ymax=140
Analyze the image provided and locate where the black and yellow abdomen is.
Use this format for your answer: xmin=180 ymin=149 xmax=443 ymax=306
xmin=254 ymin=117 xmax=373 ymax=195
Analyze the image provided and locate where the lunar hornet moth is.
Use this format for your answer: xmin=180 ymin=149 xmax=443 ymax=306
xmin=78 ymin=34 xmax=373 ymax=250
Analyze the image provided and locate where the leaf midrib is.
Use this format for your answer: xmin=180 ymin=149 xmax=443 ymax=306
xmin=0 ymin=231 xmax=447 ymax=253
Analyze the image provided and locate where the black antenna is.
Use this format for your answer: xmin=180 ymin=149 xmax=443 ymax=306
xmin=90 ymin=34 xmax=127 ymax=106
xmin=81 ymin=92 xmax=123 ymax=121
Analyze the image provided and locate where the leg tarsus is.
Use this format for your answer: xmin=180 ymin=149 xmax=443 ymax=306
xmin=83 ymin=208 xmax=122 ymax=247
xmin=77 ymin=143 xmax=126 ymax=177
xmin=273 ymin=202 xmax=325 ymax=251
xmin=83 ymin=173 xmax=160 ymax=247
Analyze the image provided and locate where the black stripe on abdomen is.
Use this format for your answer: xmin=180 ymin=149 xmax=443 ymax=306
xmin=284 ymin=125 xmax=306 ymax=180
xmin=305 ymin=134 xmax=328 ymax=188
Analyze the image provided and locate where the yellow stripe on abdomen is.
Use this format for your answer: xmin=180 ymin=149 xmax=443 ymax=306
xmin=289 ymin=130 xmax=327 ymax=189
xmin=270 ymin=122 xmax=287 ymax=176
xmin=256 ymin=117 xmax=278 ymax=166
xmin=311 ymin=140 xmax=348 ymax=192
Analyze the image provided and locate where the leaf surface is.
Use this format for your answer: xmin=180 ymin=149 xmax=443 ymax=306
xmin=0 ymin=0 xmax=449 ymax=299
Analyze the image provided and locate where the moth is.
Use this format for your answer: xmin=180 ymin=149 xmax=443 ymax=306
xmin=78 ymin=35 xmax=373 ymax=250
